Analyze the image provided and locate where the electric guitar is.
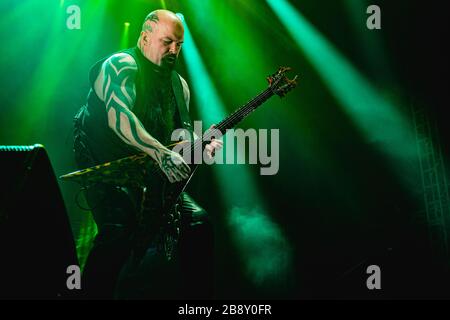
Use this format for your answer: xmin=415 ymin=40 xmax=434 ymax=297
xmin=61 ymin=67 xmax=298 ymax=260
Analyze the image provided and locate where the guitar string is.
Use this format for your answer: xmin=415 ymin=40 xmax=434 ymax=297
xmin=188 ymin=88 xmax=273 ymax=156
xmin=214 ymin=73 xmax=292 ymax=132
xmin=206 ymin=88 xmax=273 ymax=140
xmin=145 ymin=87 xmax=274 ymax=178
xmin=146 ymin=84 xmax=279 ymax=177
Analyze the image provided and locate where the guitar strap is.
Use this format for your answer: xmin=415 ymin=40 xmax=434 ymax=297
xmin=171 ymin=72 xmax=194 ymax=142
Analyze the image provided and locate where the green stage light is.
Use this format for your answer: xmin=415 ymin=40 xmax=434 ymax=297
xmin=267 ymin=0 xmax=417 ymax=181
xmin=120 ymin=21 xmax=130 ymax=49
xmin=75 ymin=212 xmax=98 ymax=272
xmin=14 ymin=0 xmax=109 ymax=141
xmin=181 ymin=1 xmax=268 ymax=107
xmin=6 ymin=0 xmax=109 ymax=268
xmin=343 ymin=0 xmax=393 ymax=82
xmin=179 ymin=13 xmax=292 ymax=288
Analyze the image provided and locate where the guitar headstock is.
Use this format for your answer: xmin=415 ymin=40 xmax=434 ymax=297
xmin=267 ymin=66 xmax=298 ymax=97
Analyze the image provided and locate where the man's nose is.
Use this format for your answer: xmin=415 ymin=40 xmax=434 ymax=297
xmin=169 ymin=42 xmax=179 ymax=54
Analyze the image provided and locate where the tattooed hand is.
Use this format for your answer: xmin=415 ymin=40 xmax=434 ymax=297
xmin=155 ymin=148 xmax=191 ymax=183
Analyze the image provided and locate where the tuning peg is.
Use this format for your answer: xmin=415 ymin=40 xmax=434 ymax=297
xmin=290 ymin=75 xmax=299 ymax=84
xmin=278 ymin=66 xmax=292 ymax=74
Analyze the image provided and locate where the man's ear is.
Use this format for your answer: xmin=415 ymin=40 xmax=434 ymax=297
xmin=141 ymin=31 xmax=148 ymax=44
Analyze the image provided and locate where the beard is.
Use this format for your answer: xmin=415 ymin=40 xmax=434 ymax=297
xmin=161 ymin=54 xmax=177 ymax=70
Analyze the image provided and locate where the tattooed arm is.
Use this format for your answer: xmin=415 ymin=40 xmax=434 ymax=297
xmin=93 ymin=52 xmax=190 ymax=182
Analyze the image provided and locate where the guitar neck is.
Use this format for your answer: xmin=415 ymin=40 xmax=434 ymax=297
xmin=215 ymin=87 xmax=274 ymax=133
xmin=197 ymin=87 xmax=275 ymax=146
xmin=187 ymin=87 xmax=275 ymax=157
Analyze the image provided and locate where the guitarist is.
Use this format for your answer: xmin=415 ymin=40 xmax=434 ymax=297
xmin=73 ymin=9 xmax=222 ymax=299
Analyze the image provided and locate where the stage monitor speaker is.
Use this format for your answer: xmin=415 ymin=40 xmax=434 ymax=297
xmin=0 ymin=144 xmax=79 ymax=299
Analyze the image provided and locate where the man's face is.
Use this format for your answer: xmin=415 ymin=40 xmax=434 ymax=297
xmin=141 ymin=17 xmax=184 ymax=70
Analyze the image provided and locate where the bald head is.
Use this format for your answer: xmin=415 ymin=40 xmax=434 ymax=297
xmin=141 ymin=10 xmax=184 ymax=33
xmin=138 ymin=10 xmax=184 ymax=69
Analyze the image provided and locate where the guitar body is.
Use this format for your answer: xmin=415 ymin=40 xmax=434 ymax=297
xmin=131 ymin=151 xmax=200 ymax=261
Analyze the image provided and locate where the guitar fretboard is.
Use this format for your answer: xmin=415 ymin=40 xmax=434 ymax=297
xmin=189 ymin=87 xmax=275 ymax=155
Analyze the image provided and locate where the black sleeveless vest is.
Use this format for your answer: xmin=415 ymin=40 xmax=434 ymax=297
xmin=77 ymin=47 xmax=192 ymax=165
